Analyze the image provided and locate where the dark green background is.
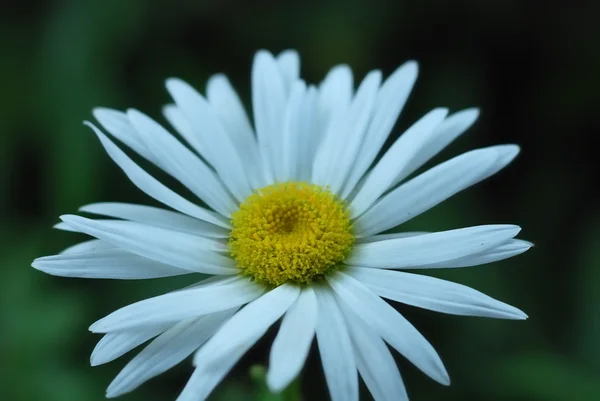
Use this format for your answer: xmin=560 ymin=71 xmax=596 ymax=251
xmin=2 ymin=1 xmax=599 ymax=400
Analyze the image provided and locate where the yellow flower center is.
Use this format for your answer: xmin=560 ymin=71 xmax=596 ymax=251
xmin=229 ymin=182 xmax=354 ymax=286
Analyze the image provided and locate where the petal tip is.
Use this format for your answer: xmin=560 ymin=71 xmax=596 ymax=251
xmin=254 ymin=49 xmax=274 ymax=61
xmin=165 ymin=77 xmax=188 ymax=94
xmin=89 ymin=355 xmax=102 ymax=367
xmin=89 ymin=320 xmax=105 ymax=333
xmin=515 ymin=309 xmax=528 ymax=320
xmin=92 ymin=107 xmax=112 ymax=120
xmin=59 ymin=214 xmax=78 ymax=223
xmin=402 ymin=60 xmax=419 ymax=77
xmin=463 ymin=107 xmax=480 ymax=120
xmin=265 ymin=374 xmax=285 ymax=394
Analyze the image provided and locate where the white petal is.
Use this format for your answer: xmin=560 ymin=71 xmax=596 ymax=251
xmin=162 ymin=104 xmax=207 ymax=162
xmin=348 ymin=267 xmax=527 ymax=319
xmin=90 ymin=323 xmax=172 ymax=366
xmin=278 ymin=81 xmax=307 ymax=182
xmin=411 ymin=239 xmax=533 ymax=269
xmin=166 ymin=78 xmax=252 ymax=202
xmin=60 ymin=215 xmax=236 ymax=275
xmin=395 ymin=108 xmax=480 ymax=187
xmin=90 ymin=277 xmax=263 ymax=333
xmin=310 ymin=65 xmax=354 ymax=183
xmin=267 ymin=287 xmax=318 ymax=392
xmin=314 ymin=285 xmax=358 ymax=401
xmin=251 ymin=50 xmax=287 ymax=184
xmin=93 ymin=108 xmax=160 ymax=167
xmin=351 ymin=108 xmax=448 ymax=217
xmin=317 ymin=65 xmax=353 ymax=132
xmin=106 ymin=310 xmax=236 ymax=398
xmin=339 ymin=302 xmax=408 ymax=401
xmin=206 ymin=75 xmax=265 ymax=189
xmin=192 ymin=284 xmax=300 ymax=366
xmin=59 ymin=239 xmax=115 ymax=255
xmin=177 ymin=275 xmax=241 ymax=292
xmin=127 ymin=109 xmax=237 ymax=216
xmin=178 ymin=275 xmax=239 ymax=292
xmin=177 ymin=345 xmax=250 ymax=401
xmin=328 ymin=272 xmax=449 ymax=385
xmin=80 ymin=202 xmax=229 ymax=238
xmin=295 ymin=85 xmax=320 ymax=181
xmin=341 ymin=61 xmax=418 ymax=199
xmin=313 ymin=70 xmax=381 ymax=194
xmin=354 ymin=145 xmax=520 ymax=236
xmin=347 ymin=225 xmax=521 ymax=268
xmin=356 ymin=237 xmax=531 ymax=268
xmin=32 ymin=248 xmax=190 ymax=279
xmin=53 ymin=221 xmax=79 ymax=233
xmin=84 ymin=122 xmax=228 ymax=228
xmin=356 ymin=232 xmax=428 ymax=244
xmin=277 ymin=49 xmax=300 ymax=93
xmin=177 ymin=286 xmax=299 ymax=401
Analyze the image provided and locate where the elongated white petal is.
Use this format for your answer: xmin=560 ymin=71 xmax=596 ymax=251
xmin=351 ymin=108 xmax=448 ymax=217
xmin=251 ymin=50 xmax=287 ymax=183
xmin=32 ymin=249 xmax=190 ymax=279
xmin=179 ymin=275 xmax=239 ymax=291
xmin=314 ymin=285 xmax=358 ymax=401
xmin=206 ymin=74 xmax=258 ymax=152
xmin=354 ymin=145 xmax=520 ymax=236
xmin=85 ymin=122 xmax=228 ymax=228
xmin=328 ymin=272 xmax=449 ymax=385
xmin=318 ymin=65 xmax=353 ymax=132
xmin=347 ymin=225 xmax=521 ymax=268
xmin=295 ymin=86 xmax=319 ymax=181
xmin=93 ymin=108 xmax=160 ymax=167
xmin=313 ymin=70 xmax=381 ymax=194
xmin=342 ymin=61 xmax=418 ymax=199
xmin=91 ymin=323 xmax=172 ymax=366
xmin=354 ymin=238 xmax=531 ymax=268
xmin=53 ymin=221 xmax=80 ymax=233
xmin=60 ymin=215 xmax=236 ymax=275
xmin=267 ymin=287 xmax=318 ymax=392
xmin=192 ymin=284 xmax=299 ymax=366
xmin=348 ymin=267 xmax=527 ymax=319
xmin=80 ymin=202 xmax=229 ymax=238
xmin=106 ymin=310 xmax=236 ymax=398
xmin=177 ymin=342 xmax=252 ymax=401
xmin=356 ymin=232 xmax=428 ymax=244
xmin=90 ymin=277 xmax=263 ymax=333
xmin=162 ymin=104 xmax=207 ymax=161
xmin=59 ymin=239 xmax=115 ymax=255
xmin=206 ymin=75 xmax=265 ymax=189
xmin=339 ymin=302 xmax=408 ymax=401
xmin=166 ymin=78 xmax=252 ymax=202
xmin=127 ymin=109 xmax=237 ymax=216
xmin=279 ymin=81 xmax=307 ymax=182
xmin=277 ymin=50 xmax=300 ymax=93
xmin=411 ymin=239 xmax=533 ymax=269
xmin=178 ymin=286 xmax=299 ymax=400
xmin=395 ymin=108 xmax=480 ymax=187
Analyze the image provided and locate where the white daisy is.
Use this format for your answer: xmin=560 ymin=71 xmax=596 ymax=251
xmin=33 ymin=49 xmax=530 ymax=401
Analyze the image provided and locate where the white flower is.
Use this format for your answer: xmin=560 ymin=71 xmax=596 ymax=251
xmin=33 ymin=49 xmax=530 ymax=401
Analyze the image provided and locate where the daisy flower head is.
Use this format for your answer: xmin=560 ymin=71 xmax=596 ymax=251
xmin=33 ymin=49 xmax=530 ymax=401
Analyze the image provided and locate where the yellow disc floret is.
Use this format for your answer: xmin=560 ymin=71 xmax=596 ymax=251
xmin=229 ymin=182 xmax=354 ymax=286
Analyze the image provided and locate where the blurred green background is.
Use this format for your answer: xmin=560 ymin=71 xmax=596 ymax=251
xmin=2 ymin=1 xmax=599 ymax=400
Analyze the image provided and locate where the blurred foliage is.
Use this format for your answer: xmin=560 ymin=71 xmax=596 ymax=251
xmin=1 ymin=0 xmax=599 ymax=400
